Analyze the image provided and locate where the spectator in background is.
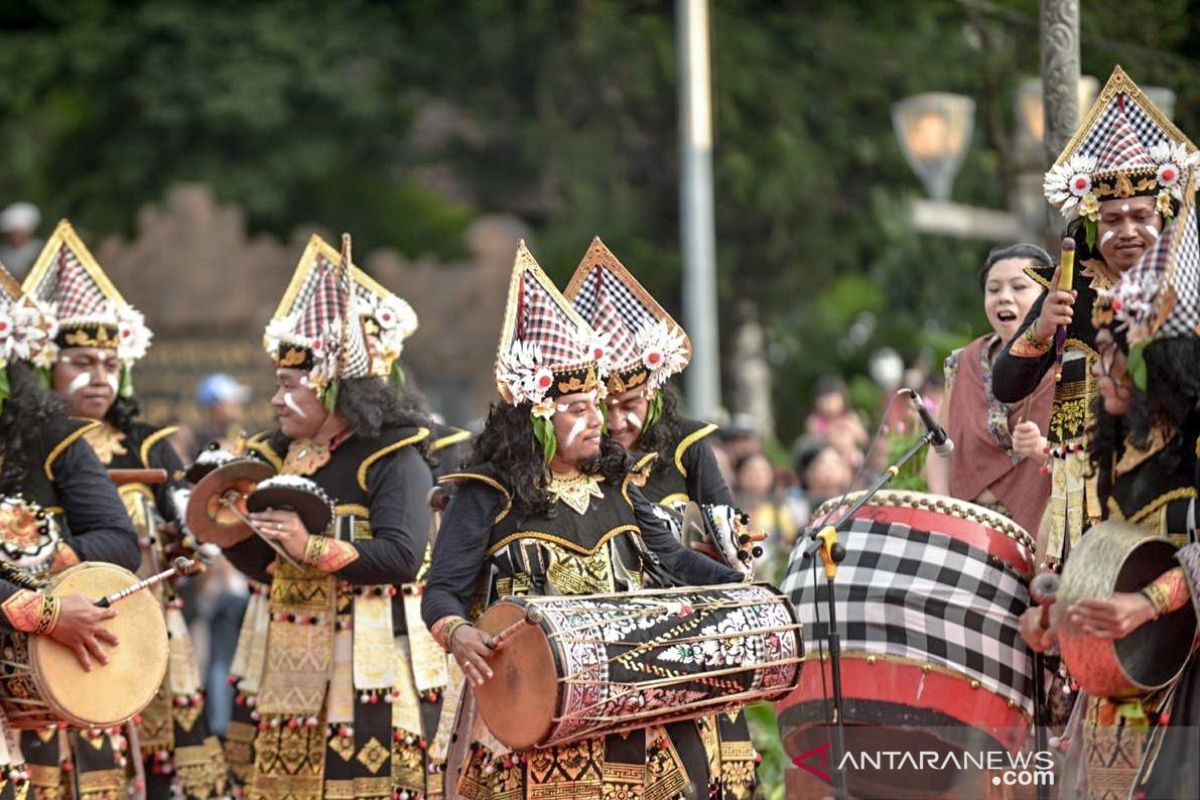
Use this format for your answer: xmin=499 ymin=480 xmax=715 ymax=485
xmin=790 ymin=438 xmax=855 ymax=528
xmin=191 ymin=372 xmax=250 ymax=456
xmin=805 ymin=375 xmax=868 ymax=472
xmin=721 ymin=412 xmax=762 ymax=466
xmin=734 ymin=452 xmax=799 ymax=580
xmin=924 ymin=243 xmax=1054 ymax=534
xmin=0 ymin=202 xmax=43 ymax=277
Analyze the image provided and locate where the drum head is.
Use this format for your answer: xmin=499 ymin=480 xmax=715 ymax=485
xmin=473 ymin=601 xmax=558 ymax=751
xmin=186 ymin=459 xmax=274 ymax=547
xmin=30 ymin=563 xmax=168 ymax=728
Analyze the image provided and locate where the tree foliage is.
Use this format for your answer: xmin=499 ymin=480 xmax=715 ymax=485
xmin=2 ymin=0 xmax=1198 ymax=441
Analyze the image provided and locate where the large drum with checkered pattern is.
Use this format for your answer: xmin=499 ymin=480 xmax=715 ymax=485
xmin=472 ymin=583 xmax=803 ymax=751
xmin=777 ymin=491 xmax=1037 ymax=799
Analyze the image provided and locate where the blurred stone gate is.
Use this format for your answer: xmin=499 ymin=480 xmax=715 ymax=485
xmin=93 ymin=183 xmax=523 ymax=434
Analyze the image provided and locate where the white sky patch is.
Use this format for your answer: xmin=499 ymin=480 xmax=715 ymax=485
xmin=283 ymin=391 xmax=308 ymax=419
xmin=1145 ymin=225 xmax=1160 ymax=240
xmin=66 ymin=372 xmax=92 ymax=395
xmin=1100 ymin=230 xmax=1116 ymax=246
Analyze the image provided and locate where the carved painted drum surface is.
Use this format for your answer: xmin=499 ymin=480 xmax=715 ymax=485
xmin=778 ymin=491 xmax=1036 ymax=799
xmin=473 ymin=582 xmax=803 ymax=751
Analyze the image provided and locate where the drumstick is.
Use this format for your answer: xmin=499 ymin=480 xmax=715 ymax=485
xmin=1053 ymin=238 xmax=1076 ymax=383
xmin=218 ymin=497 xmax=304 ymax=569
xmin=1029 ymin=572 xmax=1060 ymax=629
xmin=107 ymin=469 xmax=169 ymax=486
xmin=95 ymin=557 xmax=204 ymax=608
xmin=489 ymin=606 xmax=544 ymax=648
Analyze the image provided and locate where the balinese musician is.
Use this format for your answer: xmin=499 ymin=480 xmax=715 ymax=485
xmin=1025 ymin=182 xmax=1200 ymax=800
xmin=563 ymin=237 xmax=757 ymax=799
xmin=21 ymin=220 xmax=229 ymax=800
xmin=0 ymin=264 xmax=140 ymax=798
xmin=220 ymin=234 xmax=435 ymax=800
xmin=421 ymin=243 xmax=746 ymax=800
xmin=993 ymin=66 xmax=1198 ymax=573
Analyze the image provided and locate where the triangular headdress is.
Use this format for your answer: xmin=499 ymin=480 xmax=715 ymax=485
xmin=22 ymin=220 xmax=152 ymax=369
xmin=1044 ymin=67 xmax=1198 ymax=242
xmin=564 ymin=238 xmax=691 ymax=395
xmin=264 ymin=233 xmax=373 ymax=401
xmin=494 ymin=242 xmax=600 ymax=415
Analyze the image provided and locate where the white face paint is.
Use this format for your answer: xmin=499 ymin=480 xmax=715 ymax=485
xmin=66 ymin=372 xmax=91 ymax=395
xmin=625 ymin=410 xmax=643 ymax=432
xmin=283 ymin=391 xmax=309 ymax=419
xmin=1120 ymin=204 xmax=1130 ymax=213
xmin=106 ymin=373 xmax=119 ymax=395
xmin=1145 ymin=225 xmax=1160 ymax=240
xmin=1100 ymin=230 xmax=1116 ymax=246
xmin=563 ymin=415 xmax=588 ymax=448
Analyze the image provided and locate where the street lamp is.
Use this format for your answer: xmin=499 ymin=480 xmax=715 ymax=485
xmin=1014 ymin=76 xmax=1099 ymax=147
xmin=891 ymin=93 xmax=976 ymax=201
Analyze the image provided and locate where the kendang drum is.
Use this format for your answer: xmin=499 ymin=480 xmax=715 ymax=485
xmin=0 ymin=562 xmax=168 ymax=729
xmin=777 ymin=490 xmax=1036 ymax=800
xmin=473 ymin=582 xmax=803 ymax=751
xmin=1054 ymin=520 xmax=1196 ymax=698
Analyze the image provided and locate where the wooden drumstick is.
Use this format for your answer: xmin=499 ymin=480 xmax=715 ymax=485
xmin=1029 ymin=572 xmax=1060 ymax=629
xmin=489 ymin=606 xmax=543 ymax=649
xmin=107 ymin=468 xmax=169 ymax=486
xmin=219 ymin=496 xmax=303 ymax=568
xmin=95 ymin=557 xmax=203 ymax=608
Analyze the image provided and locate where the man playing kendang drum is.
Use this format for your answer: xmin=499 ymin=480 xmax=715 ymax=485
xmin=22 ymin=220 xmax=230 ymax=800
xmin=1021 ymin=179 xmax=1200 ymax=800
xmin=421 ymin=243 xmax=747 ymax=800
xmin=564 ymin=237 xmax=757 ymax=799
xmin=220 ymin=235 xmax=435 ymax=800
xmin=994 ymin=67 xmax=1198 ymax=575
xmin=0 ymin=265 xmax=141 ymax=799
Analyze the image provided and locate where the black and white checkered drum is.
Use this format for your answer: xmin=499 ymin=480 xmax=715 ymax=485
xmin=778 ymin=491 xmax=1037 ymax=797
xmin=473 ymin=583 xmax=803 ymax=751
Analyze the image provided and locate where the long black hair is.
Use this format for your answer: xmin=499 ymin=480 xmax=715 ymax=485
xmin=635 ymin=385 xmax=683 ymax=480
xmin=469 ymin=401 xmax=630 ymax=518
xmin=1088 ymin=336 xmax=1200 ymax=506
xmin=0 ymin=362 xmax=68 ymax=495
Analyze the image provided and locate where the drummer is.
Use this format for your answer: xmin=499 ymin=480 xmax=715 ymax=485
xmin=924 ymin=243 xmax=1055 ymax=535
xmin=220 ymin=235 xmax=435 ymax=800
xmin=22 ymin=220 xmax=230 ymax=799
xmin=1021 ymin=184 xmax=1200 ymax=798
xmin=564 ymin=237 xmax=756 ymax=797
xmin=0 ymin=265 xmax=140 ymax=797
xmin=421 ymin=243 xmax=745 ymax=800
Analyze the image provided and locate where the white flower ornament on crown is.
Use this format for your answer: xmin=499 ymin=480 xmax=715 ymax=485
xmin=114 ymin=302 xmax=152 ymax=364
xmin=497 ymin=339 xmax=554 ymax=408
xmin=636 ymin=320 xmax=689 ymax=391
xmin=0 ymin=296 xmax=57 ymax=370
xmin=1043 ymin=154 xmax=1098 ymax=217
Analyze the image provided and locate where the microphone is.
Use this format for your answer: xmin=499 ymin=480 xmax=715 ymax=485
xmin=906 ymin=389 xmax=954 ymax=457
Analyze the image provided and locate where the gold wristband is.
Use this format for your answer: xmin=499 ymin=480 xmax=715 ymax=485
xmin=302 ymin=535 xmax=360 ymax=573
xmin=1140 ymin=583 xmax=1171 ymax=618
xmin=2 ymin=590 xmax=58 ymax=635
xmin=36 ymin=596 xmax=61 ymax=635
xmin=431 ymin=615 xmax=470 ymax=653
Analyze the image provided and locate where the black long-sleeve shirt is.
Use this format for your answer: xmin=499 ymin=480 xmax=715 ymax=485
xmin=421 ymin=481 xmax=742 ymax=627
xmin=224 ymin=445 xmax=431 ymax=587
xmin=992 ymin=293 xmax=1057 ymax=404
xmin=681 ymin=436 xmax=734 ymax=506
xmin=0 ymin=437 xmax=140 ymax=632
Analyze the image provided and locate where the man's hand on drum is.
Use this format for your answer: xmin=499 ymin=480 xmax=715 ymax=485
xmin=1018 ymin=606 xmax=1056 ymax=653
xmin=1032 ymin=266 xmax=1077 ymax=342
xmin=251 ymin=509 xmax=309 ymax=562
xmin=451 ymin=625 xmax=499 ymax=687
xmin=1066 ymin=593 xmax=1156 ymax=640
xmin=1012 ymin=421 xmax=1049 ymax=463
xmin=49 ymin=593 xmax=119 ymax=672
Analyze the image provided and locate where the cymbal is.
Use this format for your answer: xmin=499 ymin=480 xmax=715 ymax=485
xmin=246 ymin=476 xmax=334 ymax=536
xmin=185 ymin=459 xmax=275 ymax=547
xmin=680 ymin=501 xmax=708 ymax=547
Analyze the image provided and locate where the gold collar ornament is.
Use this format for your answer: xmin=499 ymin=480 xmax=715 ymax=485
xmin=547 ymin=472 xmax=604 ymax=515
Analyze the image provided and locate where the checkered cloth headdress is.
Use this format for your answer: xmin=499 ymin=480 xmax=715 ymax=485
xmin=564 ymin=238 xmax=691 ymax=394
xmin=1112 ymin=174 xmax=1200 ymax=345
xmin=494 ymin=242 xmax=599 ymax=408
xmin=0 ymin=262 xmax=57 ymax=370
xmin=1044 ymin=66 xmax=1198 ymax=221
xmin=264 ymin=233 xmax=373 ymax=386
xmin=22 ymin=220 xmax=151 ymax=366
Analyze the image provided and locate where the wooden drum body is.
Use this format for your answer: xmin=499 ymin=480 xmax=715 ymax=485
xmin=473 ymin=583 xmax=803 ymax=751
xmin=1055 ymin=520 xmax=1196 ymax=698
xmin=778 ymin=491 xmax=1036 ymax=800
xmin=0 ymin=563 xmax=168 ymax=729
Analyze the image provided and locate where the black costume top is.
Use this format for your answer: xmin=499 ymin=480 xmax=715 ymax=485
xmin=225 ymin=424 xmax=433 ymax=633
xmin=637 ymin=418 xmax=733 ymax=508
xmin=421 ymin=461 xmax=742 ymax=627
xmin=0 ymin=416 xmax=140 ymax=628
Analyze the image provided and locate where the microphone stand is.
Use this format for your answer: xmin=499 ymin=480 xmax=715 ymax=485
xmin=798 ymin=428 xmax=937 ymax=800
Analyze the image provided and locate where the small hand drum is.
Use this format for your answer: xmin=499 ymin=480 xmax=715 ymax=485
xmin=185 ymin=459 xmax=275 ymax=547
xmin=0 ymin=563 xmax=168 ymax=729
